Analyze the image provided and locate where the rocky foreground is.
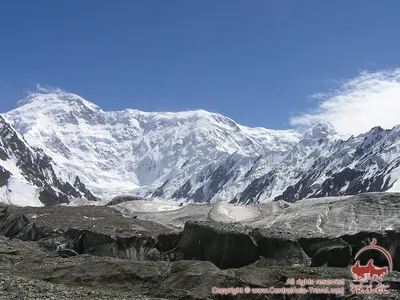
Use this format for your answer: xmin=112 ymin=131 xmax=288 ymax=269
xmin=0 ymin=193 xmax=399 ymax=299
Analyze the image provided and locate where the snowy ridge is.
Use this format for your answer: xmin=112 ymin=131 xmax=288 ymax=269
xmin=5 ymin=93 xmax=300 ymax=200
xmin=234 ymin=125 xmax=400 ymax=203
xmin=3 ymin=92 xmax=400 ymax=205
xmin=0 ymin=113 xmax=97 ymax=206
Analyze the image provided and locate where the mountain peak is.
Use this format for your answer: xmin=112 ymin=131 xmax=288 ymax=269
xmin=15 ymin=92 xmax=101 ymax=112
xmin=3 ymin=90 xmax=400 ymax=206
xmin=302 ymin=120 xmax=337 ymax=139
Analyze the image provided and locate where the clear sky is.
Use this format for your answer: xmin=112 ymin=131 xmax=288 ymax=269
xmin=1 ymin=0 xmax=400 ymax=132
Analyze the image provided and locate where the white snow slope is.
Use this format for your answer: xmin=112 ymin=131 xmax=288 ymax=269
xmin=5 ymin=93 xmax=300 ymax=200
xmin=0 ymin=113 xmax=96 ymax=206
xmin=3 ymin=92 xmax=400 ymax=204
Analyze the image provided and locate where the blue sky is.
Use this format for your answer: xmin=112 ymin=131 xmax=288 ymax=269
xmin=1 ymin=0 xmax=400 ymax=131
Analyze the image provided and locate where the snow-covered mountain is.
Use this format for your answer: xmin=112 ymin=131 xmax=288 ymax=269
xmin=0 ymin=113 xmax=97 ymax=206
xmin=233 ymin=124 xmax=400 ymax=203
xmin=4 ymin=92 xmax=300 ymax=200
xmin=3 ymin=92 xmax=400 ymax=205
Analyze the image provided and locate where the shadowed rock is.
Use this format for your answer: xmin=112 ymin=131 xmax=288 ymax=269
xmin=298 ymin=237 xmax=352 ymax=267
xmin=178 ymin=221 xmax=260 ymax=269
xmin=105 ymin=195 xmax=150 ymax=206
xmin=253 ymin=228 xmax=311 ymax=266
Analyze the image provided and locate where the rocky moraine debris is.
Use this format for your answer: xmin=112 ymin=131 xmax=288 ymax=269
xmin=0 ymin=193 xmax=399 ymax=299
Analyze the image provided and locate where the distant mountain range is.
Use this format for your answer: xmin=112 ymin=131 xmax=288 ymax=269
xmin=1 ymin=92 xmax=400 ymax=206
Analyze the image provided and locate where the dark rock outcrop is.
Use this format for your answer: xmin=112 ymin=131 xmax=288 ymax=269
xmin=253 ymin=228 xmax=311 ymax=266
xmin=105 ymin=195 xmax=149 ymax=206
xmin=0 ymin=115 xmax=97 ymax=205
xmin=0 ymin=165 xmax=11 ymax=187
xmin=178 ymin=221 xmax=259 ymax=269
xmin=298 ymin=237 xmax=352 ymax=267
xmin=0 ymin=213 xmax=30 ymax=239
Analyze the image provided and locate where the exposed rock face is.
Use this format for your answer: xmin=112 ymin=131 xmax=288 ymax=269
xmin=0 ymin=204 xmax=181 ymax=263
xmin=298 ymin=237 xmax=352 ymax=268
xmin=0 ymin=166 xmax=10 ymax=187
xmin=178 ymin=221 xmax=260 ymax=269
xmin=253 ymin=228 xmax=311 ymax=267
xmin=0 ymin=115 xmax=97 ymax=206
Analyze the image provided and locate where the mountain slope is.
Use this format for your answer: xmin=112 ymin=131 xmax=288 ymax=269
xmin=5 ymin=93 xmax=300 ymax=199
xmin=4 ymin=92 xmax=400 ymax=204
xmin=160 ymin=121 xmax=341 ymax=203
xmin=234 ymin=125 xmax=400 ymax=203
xmin=0 ymin=114 xmax=96 ymax=206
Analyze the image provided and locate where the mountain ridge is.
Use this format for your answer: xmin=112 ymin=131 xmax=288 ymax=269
xmin=2 ymin=92 xmax=400 ymax=205
xmin=5 ymin=92 xmax=302 ymax=200
xmin=0 ymin=113 xmax=97 ymax=206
